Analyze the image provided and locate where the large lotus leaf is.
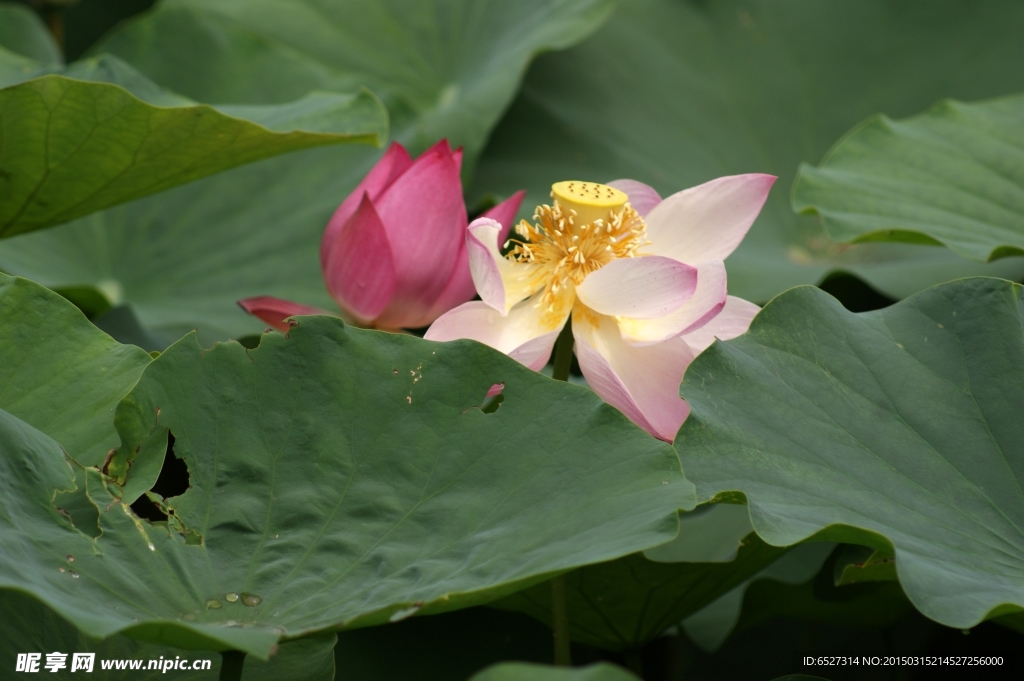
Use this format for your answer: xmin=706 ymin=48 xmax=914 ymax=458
xmin=0 ymin=316 xmax=691 ymax=658
xmin=681 ymin=543 xmax=834 ymax=652
xmin=97 ymin=0 xmax=617 ymax=165
xmin=469 ymin=0 xmax=1024 ymax=303
xmin=494 ymin=517 xmax=792 ymax=652
xmin=0 ymin=63 xmax=387 ymax=238
xmin=793 ymin=95 xmax=1024 ymax=263
xmin=0 ymin=591 xmax=336 ymax=681
xmin=0 ymin=274 xmax=151 ymax=466
xmin=675 ymin=277 xmax=1024 ymax=629
xmin=0 ymin=0 xmax=615 ymax=346
xmin=0 ymin=2 xmax=61 ymax=66
xmin=729 ymin=574 xmax=915 ymax=647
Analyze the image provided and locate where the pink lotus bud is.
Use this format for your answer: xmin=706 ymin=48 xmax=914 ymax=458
xmin=320 ymin=140 xmax=525 ymax=329
xmin=240 ymin=140 xmax=524 ymax=331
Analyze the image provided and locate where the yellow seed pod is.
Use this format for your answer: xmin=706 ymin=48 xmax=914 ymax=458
xmin=550 ymin=181 xmax=628 ymax=226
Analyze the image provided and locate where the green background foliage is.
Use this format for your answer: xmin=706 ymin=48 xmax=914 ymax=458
xmin=2 ymin=0 xmax=1024 ymax=678
xmin=470 ymin=0 xmax=1024 ymax=302
xmin=794 ymin=95 xmax=1024 ymax=263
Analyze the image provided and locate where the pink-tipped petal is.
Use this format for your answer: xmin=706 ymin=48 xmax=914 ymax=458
xmin=573 ymin=307 xmax=694 ymax=442
xmin=425 ymin=290 xmax=572 ymax=371
xmin=616 ymin=260 xmax=728 ymax=345
xmin=374 ymin=140 xmax=467 ymax=315
xmin=644 ymin=174 xmax=776 ymax=263
xmin=607 ymin=179 xmax=662 ymax=217
xmin=324 ymin=193 xmax=397 ymax=324
xmin=481 ymin=190 xmax=527 ymax=243
xmin=452 ymin=145 xmax=463 ymax=173
xmin=238 ymin=296 xmax=334 ymax=332
xmin=414 ymin=190 xmax=529 ymax=326
xmin=575 ymin=256 xmax=697 ymax=319
xmin=467 ymin=218 xmax=539 ymax=314
xmin=682 ymin=295 xmax=761 ymax=354
xmin=321 ymin=142 xmax=412 ymax=270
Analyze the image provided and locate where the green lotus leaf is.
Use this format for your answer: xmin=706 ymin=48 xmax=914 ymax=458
xmin=495 ymin=504 xmax=795 ymax=652
xmin=470 ymin=0 xmax=1024 ymax=303
xmin=794 ymin=95 xmax=1024 ymax=263
xmin=682 ymin=543 xmax=834 ymax=652
xmin=0 ymin=316 xmax=691 ymax=657
xmin=0 ymin=56 xmax=387 ymax=239
xmin=0 ymin=2 xmax=61 ymax=67
xmin=0 ymin=273 xmax=151 ymax=467
xmin=0 ymin=591 xmax=335 ymax=680
xmin=97 ymin=0 xmax=617 ymax=165
xmin=677 ymin=277 xmax=1024 ymax=629
xmin=0 ymin=0 xmax=616 ymax=346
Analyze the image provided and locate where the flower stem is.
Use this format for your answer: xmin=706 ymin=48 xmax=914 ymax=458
xmin=551 ymin=574 xmax=572 ymax=666
xmin=219 ymin=651 xmax=245 ymax=681
xmin=551 ymin=321 xmax=574 ymax=382
xmin=549 ymin=321 xmax=574 ymax=666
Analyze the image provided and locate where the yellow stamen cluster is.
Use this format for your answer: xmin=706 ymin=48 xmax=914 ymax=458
xmin=504 ymin=181 xmax=649 ymax=308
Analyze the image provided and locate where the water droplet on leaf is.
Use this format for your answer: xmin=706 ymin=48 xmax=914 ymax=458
xmin=70 ymin=571 xmax=79 ymax=579
xmin=241 ymin=593 xmax=262 ymax=607
xmin=205 ymin=599 xmax=222 ymax=609
xmin=225 ymin=592 xmax=239 ymax=603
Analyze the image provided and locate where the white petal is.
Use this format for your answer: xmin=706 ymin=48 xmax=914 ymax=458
xmin=466 ymin=217 xmax=538 ymax=315
xmin=682 ymin=295 xmax=761 ymax=354
xmin=617 ymin=260 xmax=728 ymax=345
xmin=644 ymin=174 xmax=775 ymax=263
xmin=607 ymin=179 xmax=662 ymax=217
xmin=575 ymin=256 xmax=697 ymax=319
xmin=425 ymin=290 xmax=572 ymax=370
xmin=573 ymin=307 xmax=694 ymax=441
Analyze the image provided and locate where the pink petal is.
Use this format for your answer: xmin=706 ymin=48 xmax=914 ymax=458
xmin=425 ymin=290 xmax=571 ymax=371
xmin=374 ymin=140 xmax=467 ymax=317
xmin=682 ymin=295 xmax=761 ymax=354
xmin=573 ymin=308 xmax=694 ymax=441
xmin=607 ymin=179 xmax=662 ymax=217
xmin=452 ymin=145 xmax=463 ymax=173
xmin=321 ymin=142 xmax=412 ymax=270
xmin=237 ymin=296 xmax=334 ymax=332
xmin=416 ymin=238 xmax=475 ymax=326
xmin=575 ymin=256 xmax=697 ymax=319
xmin=644 ymin=174 xmax=776 ymax=264
xmin=414 ymin=190 xmax=529 ymax=326
xmin=324 ymin=193 xmax=397 ymax=324
xmin=480 ymin=190 xmax=527 ymax=243
xmin=467 ymin=218 xmax=539 ymax=314
xmin=617 ymin=260 xmax=728 ymax=346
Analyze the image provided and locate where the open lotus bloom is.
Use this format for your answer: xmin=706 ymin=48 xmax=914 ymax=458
xmin=240 ymin=140 xmax=524 ymax=331
xmin=425 ymin=176 xmax=775 ymax=441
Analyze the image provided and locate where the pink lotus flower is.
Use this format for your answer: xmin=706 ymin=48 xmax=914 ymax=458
xmin=425 ymin=176 xmax=774 ymax=441
xmin=240 ymin=140 xmax=525 ymax=331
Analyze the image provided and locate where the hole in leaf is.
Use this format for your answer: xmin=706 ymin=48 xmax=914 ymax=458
xmin=480 ymin=383 xmax=505 ymax=414
xmin=129 ymin=433 xmax=189 ymax=523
